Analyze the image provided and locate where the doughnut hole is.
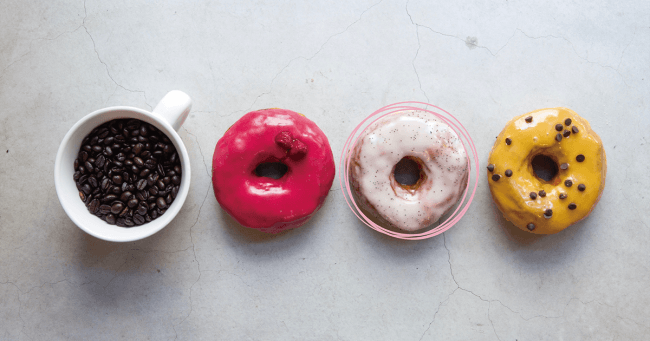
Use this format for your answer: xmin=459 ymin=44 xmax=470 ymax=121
xmin=254 ymin=162 xmax=288 ymax=180
xmin=393 ymin=156 xmax=427 ymax=189
xmin=531 ymin=154 xmax=559 ymax=182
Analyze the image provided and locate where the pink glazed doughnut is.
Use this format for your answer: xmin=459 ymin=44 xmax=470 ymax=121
xmin=348 ymin=110 xmax=468 ymax=232
xmin=212 ymin=108 xmax=335 ymax=233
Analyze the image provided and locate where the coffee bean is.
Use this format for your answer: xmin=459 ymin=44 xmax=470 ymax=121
xmin=133 ymin=157 xmax=144 ymax=168
xmin=170 ymin=153 xmax=177 ymax=163
xmin=163 ymin=176 xmax=171 ymax=185
xmin=111 ymin=202 xmax=124 ymax=214
xmin=156 ymin=197 xmax=167 ymax=209
xmin=152 ymin=150 xmax=164 ymax=158
xmin=165 ymin=193 xmax=172 ymax=204
xmin=158 ymin=164 xmax=165 ymax=177
xmin=74 ymin=171 xmax=81 ymax=180
xmin=134 ymin=214 xmax=145 ymax=225
xmin=149 ymin=186 xmax=159 ymax=196
xmin=119 ymin=206 xmax=129 ymax=217
xmin=133 ymin=143 xmax=144 ymax=155
xmin=174 ymin=165 xmax=182 ymax=174
xmin=89 ymin=199 xmax=100 ymax=213
xmin=95 ymin=155 xmax=105 ymax=168
xmin=128 ymin=198 xmax=139 ymax=208
xmin=141 ymin=150 xmax=151 ymax=158
xmin=137 ymin=203 xmax=148 ymax=216
xmin=172 ymin=186 xmax=179 ymax=199
xmin=157 ymin=180 xmax=165 ymax=190
xmin=112 ymin=186 xmax=121 ymax=194
xmin=79 ymin=191 xmax=86 ymax=202
xmin=172 ymin=175 xmax=181 ymax=185
xmin=83 ymin=144 xmax=92 ymax=152
xmin=90 ymin=136 xmax=99 ymax=145
xmin=78 ymin=175 xmax=88 ymax=184
xmin=163 ymin=144 xmax=172 ymax=154
xmin=99 ymin=205 xmax=112 ymax=214
xmin=106 ymin=214 xmax=116 ymax=225
xmin=136 ymin=191 xmax=147 ymax=201
xmin=78 ymin=166 xmax=86 ymax=174
xmin=113 ymin=175 xmax=123 ymax=185
xmin=88 ymin=176 xmax=98 ymax=188
xmin=82 ymin=184 xmax=92 ymax=195
xmin=124 ymin=217 xmax=134 ymax=227
xmin=145 ymin=214 xmax=152 ymax=222
xmin=131 ymin=165 xmax=139 ymax=174
xmin=121 ymin=181 xmax=129 ymax=193
xmin=102 ymin=194 xmax=117 ymax=203
xmin=120 ymin=191 xmax=133 ymax=202
xmin=136 ymin=179 xmax=146 ymax=191
xmin=116 ymin=218 xmax=126 ymax=227
xmin=151 ymin=210 xmax=158 ymax=219
xmin=124 ymin=159 xmax=133 ymax=167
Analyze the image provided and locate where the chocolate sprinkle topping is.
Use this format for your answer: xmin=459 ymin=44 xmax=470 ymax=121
xmin=576 ymin=154 xmax=585 ymax=162
xmin=492 ymin=174 xmax=501 ymax=181
xmin=487 ymin=164 xmax=495 ymax=172
xmin=578 ymin=184 xmax=586 ymax=191
xmin=560 ymin=163 xmax=568 ymax=170
xmin=544 ymin=209 xmax=553 ymax=218
xmin=527 ymin=223 xmax=535 ymax=231
xmin=505 ymin=138 xmax=512 ymax=145
xmin=572 ymin=126 xmax=579 ymax=134
xmin=568 ymin=203 xmax=577 ymax=210
xmin=565 ymin=118 xmax=572 ymax=126
xmin=530 ymin=192 xmax=538 ymax=200
xmin=559 ymin=193 xmax=567 ymax=199
xmin=565 ymin=179 xmax=573 ymax=187
xmin=563 ymin=130 xmax=571 ymax=137
xmin=555 ymin=133 xmax=562 ymax=142
xmin=505 ymin=169 xmax=513 ymax=177
xmin=539 ymin=190 xmax=546 ymax=197
xmin=555 ymin=124 xmax=563 ymax=131
xmin=525 ymin=116 xmax=533 ymax=123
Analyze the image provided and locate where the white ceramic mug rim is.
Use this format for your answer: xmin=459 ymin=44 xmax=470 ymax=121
xmin=54 ymin=105 xmax=191 ymax=242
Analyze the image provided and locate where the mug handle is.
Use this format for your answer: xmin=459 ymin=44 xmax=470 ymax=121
xmin=152 ymin=90 xmax=192 ymax=131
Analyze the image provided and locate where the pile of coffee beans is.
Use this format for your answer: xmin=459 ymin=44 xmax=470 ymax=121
xmin=74 ymin=119 xmax=182 ymax=227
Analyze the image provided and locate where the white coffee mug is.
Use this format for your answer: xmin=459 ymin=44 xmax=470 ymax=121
xmin=54 ymin=90 xmax=192 ymax=242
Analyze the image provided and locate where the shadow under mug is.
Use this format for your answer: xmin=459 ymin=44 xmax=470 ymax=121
xmin=54 ymin=90 xmax=192 ymax=242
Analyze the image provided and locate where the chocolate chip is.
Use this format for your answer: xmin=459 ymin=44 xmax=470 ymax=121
xmin=555 ymin=133 xmax=562 ymax=142
xmin=525 ymin=116 xmax=533 ymax=123
xmin=505 ymin=138 xmax=512 ymax=145
xmin=568 ymin=203 xmax=577 ymax=210
xmin=505 ymin=169 xmax=513 ymax=177
xmin=555 ymin=124 xmax=563 ymax=131
xmin=560 ymin=163 xmax=568 ymax=170
xmin=492 ymin=174 xmax=501 ymax=181
xmin=559 ymin=193 xmax=567 ymax=199
xmin=544 ymin=209 xmax=553 ymax=218
xmin=572 ymin=126 xmax=579 ymax=134
xmin=487 ymin=164 xmax=495 ymax=172
xmin=527 ymin=223 xmax=535 ymax=231
xmin=565 ymin=179 xmax=573 ymax=187
xmin=564 ymin=118 xmax=572 ymax=126
xmin=539 ymin=190 xmax=546 ymax=197
xmin=576 ymin=154 xmax=585 ymax=162
xmin=530 ymin=192 xmax=538 ymax=199
xmin=578 ymin=184 xmax=586 ymax=191
xmin=563 ymin=130 xmax=571 ymax=137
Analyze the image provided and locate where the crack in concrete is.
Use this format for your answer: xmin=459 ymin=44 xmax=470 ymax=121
xmin=81 ymin=0 xmax=152 ymax=110
xmin=406 ymin=1 xmax=430 ymax=103
xmin=516 ymin=28 xmax=630 ymax=86
xmin=246 ymin=0 xmax=384 ymax=111
xmin=182 ymin=127 xmax=210 ymax=178
xmin=173 ymin=186 xmax=210 ymax=340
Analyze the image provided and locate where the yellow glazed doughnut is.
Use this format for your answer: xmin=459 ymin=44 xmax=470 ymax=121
xmin=487 ymin=108 xmax=606 ymax=234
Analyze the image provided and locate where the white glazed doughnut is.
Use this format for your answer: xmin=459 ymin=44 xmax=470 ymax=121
xmin=349 ymin=110 xmax=468 ymax=232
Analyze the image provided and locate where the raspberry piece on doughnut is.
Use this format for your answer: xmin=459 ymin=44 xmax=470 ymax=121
xmin=289 ymin=139 xmax=308 ymax=160
xmin=275 ymin=131 xmax=293 ymax=150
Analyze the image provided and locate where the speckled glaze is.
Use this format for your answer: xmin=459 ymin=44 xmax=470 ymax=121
xmin=487 ymin=108 xmax=607 ymax=234
xmin=212 ymin=109 xmax=335 ymax=233
xmin=349 ymin=110 xmax=468 ymax=232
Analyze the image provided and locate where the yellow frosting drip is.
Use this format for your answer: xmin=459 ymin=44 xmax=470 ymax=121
xmin=487 ymin=108 xmax=607 ymax=234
